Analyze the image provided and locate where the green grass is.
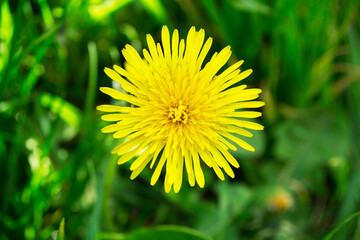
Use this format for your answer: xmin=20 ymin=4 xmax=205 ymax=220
xmin=1 ymin=0 xmax=360 ymax=239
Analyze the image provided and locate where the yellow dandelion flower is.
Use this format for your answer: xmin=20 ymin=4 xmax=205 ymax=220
xmin=268 ymin=190 xmax=293 ymax=212
xmin=97 ymin=26 xmax=264 ymax=193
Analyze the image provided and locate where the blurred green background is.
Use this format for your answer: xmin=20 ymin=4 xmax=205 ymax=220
xmin=1 ymin=0 xmax=360 ymax=239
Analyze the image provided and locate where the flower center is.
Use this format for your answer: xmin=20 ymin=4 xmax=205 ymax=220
xmin=168 ymin=101 xmax=189 ymax=124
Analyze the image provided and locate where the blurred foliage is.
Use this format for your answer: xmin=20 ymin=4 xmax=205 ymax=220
xmin=0 ymin=0 xmax=360 ymax=239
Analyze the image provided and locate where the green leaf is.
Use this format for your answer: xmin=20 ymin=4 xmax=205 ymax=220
xmin=125 ymin=226 xmax=211 ymax=240
xmin=21 ymin=38 xmax=52 ymax=97
xmin=39 ymin=93 xmax=81 ymax=128
xmin=195 ymin=183 xmax=252 ymax=238
xmin=38 ymin=0 xmax=55 ymax=27
xmin=0 ymin=0 xmax=14 ymax=72
xmin=323 ymin=212 xmax=360 ymax=240
xmin=218 ymin=183 xmax=252 ymax=213
xmin=84 ymin=41 xmax=98 ymax=119
xmin=229 ymin=0 xmax=271 ymax=15
xmin=88 ymin=0 xmax=134 ymax=21
xmin=57 ymin=218 xmax=65 ymax=240
xmin=273 ymin=107 xmax=352 ymax=197
xmin=328 ymin=156 xmax=350 ymax=199
xmin=12 ymin=20 xmax=63 ymax=67
xmin=99 ymin=226 xmax=212 ymax=240
xmin=274 ymin=108 xmax=351 ymax=176
xmin=139 ymin=0 xmax=168 ymax=24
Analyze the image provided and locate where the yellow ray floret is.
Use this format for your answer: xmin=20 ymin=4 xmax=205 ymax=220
xmin=98 ymin=26 xmax=265 ymax=193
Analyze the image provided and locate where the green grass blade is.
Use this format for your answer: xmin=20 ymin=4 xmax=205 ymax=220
xmin=229 ymin=0 xmax=271 ymax=15
xmin=57 ymin=218 xmax=65 ymax=240
xmin=88 ymin=0 xmax=134 ymax=21
xmin=39 ymin=93 xmax=81 ymax=128
xmin=323 ymin=212 xmax=360 ymax=240
xmin=0 ymin=0 xmax=14 ymax=73
xmin=38 ymin=0 xmax=55 ymax=27
xmin=84 ymin=41 xmax=98 ymax=120
xmin=139 ymin=0 xmax=168 ymax=24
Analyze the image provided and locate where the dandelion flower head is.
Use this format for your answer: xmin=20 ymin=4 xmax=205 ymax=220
xmin=97 ymin=26 xmax=264 ymax=193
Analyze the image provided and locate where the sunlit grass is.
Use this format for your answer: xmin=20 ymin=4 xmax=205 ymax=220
xmin=0 ymin=0 xmax=360 ymax=239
